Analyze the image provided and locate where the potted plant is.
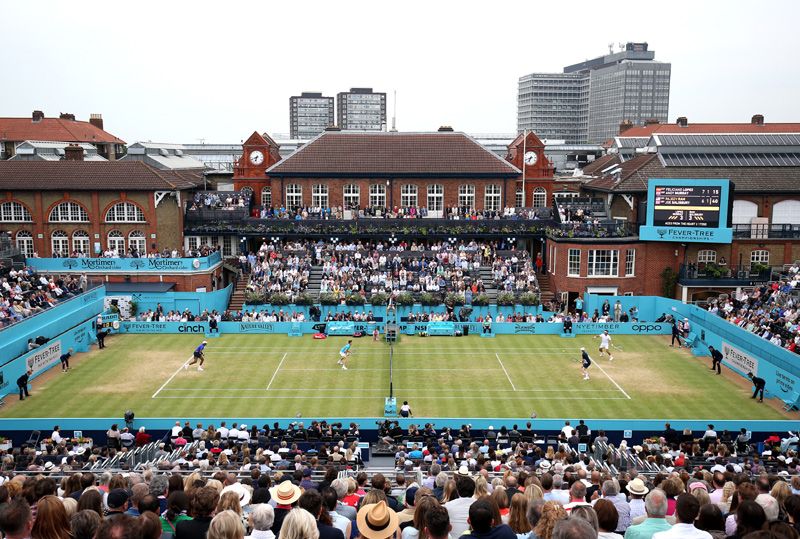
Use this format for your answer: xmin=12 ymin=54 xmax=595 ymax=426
xmin=519 ymin=292 xmax=540 ymax=306
xmin=444 ymin=292 xmax=465 ymax=307
xmin=496 ymin=292 xmax=515 ymax=306
xmin=346 ymin=294 xmax=366 ymax=306
xmin=268 ymin=293 xmax=291 ymax=306
xmin=419 ymin=292 xmax=439 ymax=306
xmin=396 ymin=292 xmax=415 ymax=306
xmin=243 ymin=290 xmax=266 ymax=305
xmin=369 ymin=292 xmax=388 ymax=306
xmin=294 ymin=293 xmax=314 ymax=306
xmin=319 ymin=293 xmax=339 ymax=306
xmin=471 ymin=294 xmax=490 ymax=306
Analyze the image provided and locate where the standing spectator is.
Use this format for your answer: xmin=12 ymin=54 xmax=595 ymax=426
xmin=32 ymin=495 xmax=71 ymax=539
xmin=651 ymin=494 xmax=710 ymax=539
xmin=0 ymin=498 xmax=34 ymax=539
xmin=299 ymin=489 xmax=344 ymax=539
xmin=176 ymin=486 xmax=219 ymax=539
xmin=624 ymin=489 xmax=671 ymax=539
xmin=445 ymin=474 xmax=476 ymax=537
xmin=161 ymin=491 xmax=191 ymax=535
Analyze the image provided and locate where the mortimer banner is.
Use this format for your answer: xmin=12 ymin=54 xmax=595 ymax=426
xmin=27 ymin=252 xmax=222 ymax=273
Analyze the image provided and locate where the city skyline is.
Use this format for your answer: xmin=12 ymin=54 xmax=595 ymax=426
xmin=0 ymin=0 xmax=797 ymax=143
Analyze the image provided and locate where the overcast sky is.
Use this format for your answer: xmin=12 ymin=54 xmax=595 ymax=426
xmin=1 ymin=0 xmax=798 ymax=143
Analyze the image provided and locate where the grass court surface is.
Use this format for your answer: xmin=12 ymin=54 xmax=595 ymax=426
xmin=0 ymin=334 xmax=789 ymax=420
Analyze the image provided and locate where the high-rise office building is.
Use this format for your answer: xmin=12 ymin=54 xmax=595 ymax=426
xmin=518 ymin=43 xmax=671 ymax=144
xmin=337 ymin=88 xmax=387 ymax=131
xmin=290 ymin=92 xmax=334 ymax=140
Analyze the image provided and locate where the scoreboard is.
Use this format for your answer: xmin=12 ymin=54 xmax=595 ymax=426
xmin=640 ymin=179 xmax=733 ymax=243
xmin=652 ymin=185 xmax=721 ymax=228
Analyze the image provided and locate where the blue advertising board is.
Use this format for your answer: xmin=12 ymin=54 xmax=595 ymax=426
xmin=27 ymin=252 xmax=222 ymax=273
xmin=640 ymin=178 xmax=733 ymax=243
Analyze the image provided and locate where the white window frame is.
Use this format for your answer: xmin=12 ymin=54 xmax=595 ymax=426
xmin=568 ymin=248 xmax=581 ymax=277
xmin=105 ymin=202 xmax=145 ymax=223
xmin=697 ymin=249 xmax=717 ymax=264
xmin=458 ymin=184 xmax=475 ymax=210
xmin=72 ymin=230 xmax=90 ymax=255
xmin=51 ymin=230 xmax=69 ymax=256
xmin=750 ymin=249 xmax=770 ymax=265
xmin=369 ymin=184 xmax=386 ymax=208
xmin=533 ymin=187 xmax=547 ymax=208
xmin=107 ymin=230 xmax=125 ymax=255
xmin=260 ymin=187 xmax=272 ymax=207
xmin=515 ymin=187 xmax=524 ymax=208
xmin=400 ymin=184 xmax=418 ymax=208
xmin=625 ymin=248 xmax=636 ymax=276
xmin=427 ymin=184 xmax=444 ymax=213
xmin=128 ymin=230 xmax=146 ymax=254
xmin=312 ymin=184 xmax=329 ymax=208
xmin=49 ymin=202 xmax=88 ymax=223
xmin=16 ymin=230 xmax=34 ymax=257
xmin=484 ymin=184 xmax=502 ymax=212
xmin=285 ymin=184 xmax=303 ymax=208
xmin=0 ymin=201 xmax=32 ymax=222
xmin=587 ymin=249 xmax=619 ymax=277
xmin=343 ymin=184 xmax=360 ymax=209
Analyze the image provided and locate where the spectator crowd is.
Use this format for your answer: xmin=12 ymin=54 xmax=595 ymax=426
xmin=0 ymin=266 xmax=86 ymax=328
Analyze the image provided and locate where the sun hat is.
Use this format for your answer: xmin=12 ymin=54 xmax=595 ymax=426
xmin=456 ymin=465 xmax=472 ymax=477
xmin=538 ymin=460 xmax=552 ymax=471
xmin=626 ymin=478 xmax=649 ymax=496
xmin=688 ymin=481 xmax=708 ymax=492
xmin=269 ymin=480 xmax=301 ymax=505
xmin=221 ymin=482 xmax=252 ymax=507
xmin=357 ymin=500 xmax=400 ymax=539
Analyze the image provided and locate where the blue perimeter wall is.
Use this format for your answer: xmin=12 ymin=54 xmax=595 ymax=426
xmin=0 ymin=290 xmax=798 ymax=437
xmin=112 ymin=285 xmax=232 ymax=315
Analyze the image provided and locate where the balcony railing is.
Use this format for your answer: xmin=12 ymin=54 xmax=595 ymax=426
xmin=732 ymin=224 xmax=800 ymax=239
xmin=678 ymin=263 xmax=773 ymax=286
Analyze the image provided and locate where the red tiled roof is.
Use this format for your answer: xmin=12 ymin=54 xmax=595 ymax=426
xmin=580 ymin=154 xmax=620 ymax=176
xmin=620 ymin=122 xmax=800 ymax=138
xmin=0 ymin=117 xmax=125 ymax=144
xmin=0 ymin=161 xmax=200 ymax=191
xmin=267 ymin=131 xmax=520 ymax=177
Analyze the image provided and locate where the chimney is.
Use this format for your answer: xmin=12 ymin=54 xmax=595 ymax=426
xmin=59 ymin=112 xmax=76 ymax=121
xmin=89 ymin=113 xmax=104 ymax=131
xmin=751 ymin=114 xmax=765 ymax=126
xmin=64 ymin=144 xmax=84 ymax=161
xmin=32 ymin=110 xmax=44 ymax=123
xmin=644 ymin=118 xmax=660 ymax=126
xmin=437 ymin=126 xmax=454 ymax=132
xmin=676 ymin=117 xmax=688 ymax=127
xmin=619 ymin=119 xmax=634 ymax=134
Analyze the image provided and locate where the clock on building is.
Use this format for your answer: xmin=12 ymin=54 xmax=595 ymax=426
xmin=249 ymin=150 xmax=265 ymax=165
xmin=523 ymin=151 xmax=538 ymax=166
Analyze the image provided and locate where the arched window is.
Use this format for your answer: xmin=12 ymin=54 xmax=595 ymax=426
xmin=533 ymin=187 xmax=547 ymax=208
xmin=369 ymin=184 xmax=386 ymax=208
xmin=515 ymin=187 xmax=524 ymax=208
xmin=51 ymin=230 xmax=69 ymax=256
xmin=750 ymin=249 xmax=770 ymax=266
xmin=72 ymin=230 xmax=90 ymax=255
xmin=128 ymin=230 xmax=146 ymax=255
xmin=732 ymin=200 xmax=758 ymax=225
xmin=343 ymin=184 xmax=360 ymax=209
xmin=458 ymin=184 xmax=475 ymax=210
xmin=240 ymin=186 xmax=253 ymax=201
xmin=0 ymin=201 xmax=32 ymax=222
xmin=312 ymin=184 xmax=329 ymax=208
xmin=107 ymin=230 xmax=125 ymax=255
xmin=105 ymin=202 xmax=145 ymax=223
xmin=772 ymin=200 xmax=800 ymax=225
xmin=285 ymin=184 xmax=302 ymax=208
xmin=15 ymin=230 xmax=34 ymax=257
xmin=484 ymin=185 xmax=502 ymax=212
xmin=427 ymin=184 xmax=444 ymax=214
xmin=260 ymin=187 xmax=272 ymax=208
xmin=400 ymin=184 xmax=418 ymax=208
xmin=697 ymin=249 xmax=717 ymax=264
xmin=49 ymin=201 xmax=88 ymax=222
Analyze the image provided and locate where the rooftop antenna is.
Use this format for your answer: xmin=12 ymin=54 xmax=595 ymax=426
xmin=197 ymin=138 xmax=206 ymax=145
xmin=608 ymin=43 xmax=614 ymax=54
xmin=618 ymin=42 xmax=625 ymax=52
xmin=391 ymin=90 xmax=397 ymax=132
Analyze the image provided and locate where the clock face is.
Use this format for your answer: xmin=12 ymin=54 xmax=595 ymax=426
xmin=249 ymin=150 xmax=265 ymax=165
xmin=523 ymin=151 xmax=538 ymax=166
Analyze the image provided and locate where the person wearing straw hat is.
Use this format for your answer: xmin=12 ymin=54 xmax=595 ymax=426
xmin=356 ymin=500 xmax=399 ymax=539
xmin=626 ymin=478 xmax=649 ymax=522
xmin=269 ymin=480 xmax=302 ymax=536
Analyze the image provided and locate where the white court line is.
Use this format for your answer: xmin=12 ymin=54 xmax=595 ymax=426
xmin=160 ymin=387 xmax=621 ymax=393
xmin=153 ymin=394 xmax=627 ymax=400
xmin=266 ymin=353 xmax=287 ymax=390
xmin=280 ymin=367 xmax=504 ymax=372
xmin=495 ymin=353 xmax=516 ymax=391
xmin=593 ymin=362 xmax=632 ymax=400
xmin=152 ymin=357 xmax=192 ymax=399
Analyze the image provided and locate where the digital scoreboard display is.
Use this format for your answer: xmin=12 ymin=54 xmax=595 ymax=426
xmin=640 ymin=179 xmax=733 ymax=243
xmin=652 ymin=185 xmax=721 ymax=228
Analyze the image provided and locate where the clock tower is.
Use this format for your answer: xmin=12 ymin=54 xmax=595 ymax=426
xmin=233 ymin=131 xmax=282 ymax=209
xmin=506 ymin=131 xmax=554 ymax=208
